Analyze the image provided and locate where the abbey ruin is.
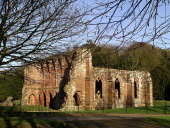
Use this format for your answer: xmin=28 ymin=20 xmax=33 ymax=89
xmin=22 ymin=48 xmax=153 ymax=111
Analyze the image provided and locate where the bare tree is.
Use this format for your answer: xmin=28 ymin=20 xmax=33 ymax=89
xmin=85 ymin=0 xmax=170 ymax=49
xmin=0 ymin=0 xmax=86 ymax=69
xmin=1 ymin=0 xmax=170 ymax=69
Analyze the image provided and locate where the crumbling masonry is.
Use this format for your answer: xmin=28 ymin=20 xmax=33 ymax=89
xmin=22 ymin=48 xmax=153 ymax=111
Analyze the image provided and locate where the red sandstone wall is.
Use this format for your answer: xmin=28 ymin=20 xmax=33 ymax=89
xmin=22 ymin=54 xmax=73 ymax=108
xmin=22 ymin=48 xmax=153 ymax=111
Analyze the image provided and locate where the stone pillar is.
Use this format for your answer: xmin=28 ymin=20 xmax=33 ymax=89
xmin=90 ymin=79 xmax=94 ymax=109
xmin=46 ymin=92 xmax=50 ymax=107
xmin=126 ymin=83 xmax=133 ymax=107
xmin=107 ymin=80 xmax=113 ymax=109
xmin=39 ymin=92 xmax=44 ymax=106
xmin=112 ymin=81 xmax=116 ymax=108
xmin=85 ymin=54 xmax=94 ymax=109
xmin=85 ymin=78 xmax=90 ymax=108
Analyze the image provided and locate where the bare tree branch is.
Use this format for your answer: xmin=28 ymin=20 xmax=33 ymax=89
xmin=0 ymin=0 xmax=86 ymax=69
xmin=85 ymin=0 xmax=170 ymax=49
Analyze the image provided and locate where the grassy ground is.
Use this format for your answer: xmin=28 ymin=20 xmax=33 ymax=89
xmin=0 ymin=105 xmax=57 ymax=112
xmin=0 ymin=117 xmax=70 ymax=128
xmin=65 ymin=119 xmax=166 ymax=128
xmin=1 ymin=100 xmax=170 ymax=114
xmin=144 ymin=116 xmax=170 ymax=127
xmin=0 ymin=116 xmax=168 ymax=128
xmin=0 ymin=100 xmax=169 ymax=127
xmin=66 ymin=100 xmax=170 ymax=114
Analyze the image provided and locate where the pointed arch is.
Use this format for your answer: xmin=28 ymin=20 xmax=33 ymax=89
xmin=28 ymin=94 xmax=36 ymax=106
xmin=134 ymin=81 xmax=137 ymax=98
xmin=73 ymin=92 xmax=80 ymax=106
xmin=115 ymin=78 xmax=120 ymax=98
xmin=95 ymin=77 xmax=102 ymax=98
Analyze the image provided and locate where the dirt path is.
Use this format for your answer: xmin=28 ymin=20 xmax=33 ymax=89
xmin=40 ymin=113 xmax=169 ymax=121
xmin=65 ymin=119 xmax=166 ymax=128
xmin=39 ymin=114 xmax=170 ymax=128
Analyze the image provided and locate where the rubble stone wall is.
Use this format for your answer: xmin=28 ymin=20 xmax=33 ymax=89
xmin=93 ymin=68 xmax=153 ymax=109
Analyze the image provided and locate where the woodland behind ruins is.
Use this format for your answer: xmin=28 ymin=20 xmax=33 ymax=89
xmin=0 ymin=41 xmax=170 ymax=102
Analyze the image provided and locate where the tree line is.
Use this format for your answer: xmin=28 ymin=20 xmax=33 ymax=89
xmin=85 ymin=41 xmax=170 ymax=100
xmin=0 ymin=68 xmax=24 ymax=101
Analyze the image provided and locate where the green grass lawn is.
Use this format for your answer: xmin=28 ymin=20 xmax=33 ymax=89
xmin=65 ymin=100 xmax=170 ymax=114
xmin=144 ymin=116 xmax=170 ymax=127
xmin=1 ymin=100 xmax=170 ymax=114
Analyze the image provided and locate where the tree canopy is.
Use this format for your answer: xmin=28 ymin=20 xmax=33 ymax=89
xmin=0 ymin=69 xmax=24 ymax=101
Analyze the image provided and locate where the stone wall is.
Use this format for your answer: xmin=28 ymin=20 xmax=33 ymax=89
xmin=93 ymin=68 xmax=153 ymax=109
xmin=62 ymin=49 xmax=94 ymax=111
xmin=22 ymin=53 xmax=73 ymax=109
xmin=22 ymin=48 xmax=153 ymax=111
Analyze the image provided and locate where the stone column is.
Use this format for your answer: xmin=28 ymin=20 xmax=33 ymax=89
xmin=107 ymin=80 xmax=113 ymax=109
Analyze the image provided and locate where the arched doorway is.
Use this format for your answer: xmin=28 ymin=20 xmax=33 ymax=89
xmin=95 ymin=77 xmax=102 ymax=98
xmin=115 ymin=78 xmax=120 ymax=98
xmin=73 ymin=93 xmax=80 ymax=106
xmin=29 ymin=94 xmax=36 ymax=105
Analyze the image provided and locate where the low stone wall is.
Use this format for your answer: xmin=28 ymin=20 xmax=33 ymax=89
xmin=0 ymin=97 xmax=13 ymax=106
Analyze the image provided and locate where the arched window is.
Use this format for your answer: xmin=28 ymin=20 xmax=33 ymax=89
xmin=73 ymin=93 xmax=80 ymax=106
xmin=134 ymin=81 xmax=137 ymax=98
xmin=95 ymin=77 xmax=102 ymax=98
xmin=115 ymin=78 xmax=120 ymax=98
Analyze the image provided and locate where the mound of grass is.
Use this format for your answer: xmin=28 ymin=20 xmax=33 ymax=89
xmin=153 ymin=100 xmax=170 ymax=106
xmin=13 ymin=100 xmax=21 ymax=106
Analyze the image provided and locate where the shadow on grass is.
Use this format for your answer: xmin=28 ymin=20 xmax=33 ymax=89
xmin=65 ymin=119 xmax=164 ymax=128
xmin=145 ymin=106 xmax=170 ymax=114
xmin=1 ymin=102 xmax=170 ymax=116
xmin=0 ymin=111 xmax=75 ymax=118
xmin=115 ymin=106 xmax=170 ymax=114
xmin=0 ymin=117 xmax=149 ymax=128
xmin=0 ymin=117 xmax=72 ymax=128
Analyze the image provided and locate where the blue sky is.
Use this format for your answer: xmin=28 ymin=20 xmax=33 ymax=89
xmin=81 ymin=0 xmax=170 ymax=49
